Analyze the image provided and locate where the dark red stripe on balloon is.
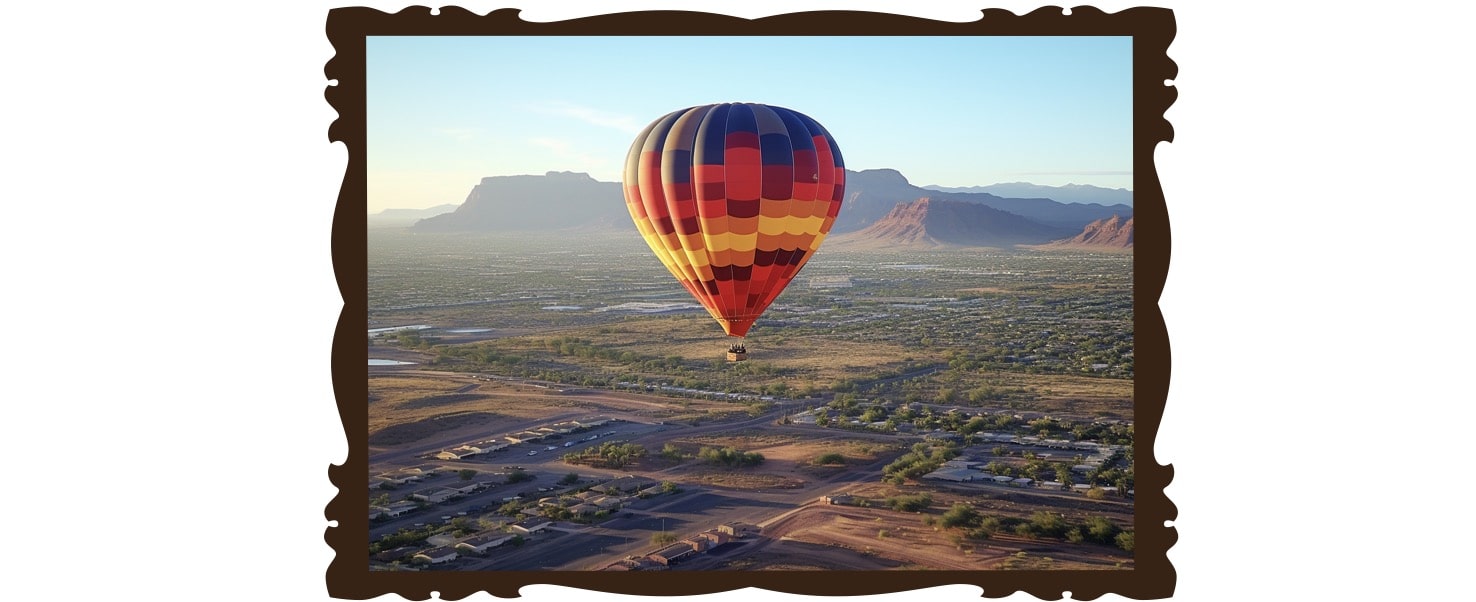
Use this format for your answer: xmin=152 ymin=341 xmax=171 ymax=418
xmin=728 ymin=199 xmax=760 ymax=219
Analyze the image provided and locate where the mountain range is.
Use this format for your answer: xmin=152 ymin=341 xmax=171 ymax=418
xmin=921 ymin=182 xmax=1133 ymax=207
xmin=836 ymin=169 xmax=1131 ymax=232
xmin=397 ymin=169 xmax=1135 ymax=251
xmin=827 ymin=197 xmax=1076 ymax=250
xmin=368 ymin=204 xmax=458 ymax=227
xmin=1028 ymin=215 xmax=1134 ymax=252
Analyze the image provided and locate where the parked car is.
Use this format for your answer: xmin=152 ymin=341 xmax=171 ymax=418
xmin=527 ymin=451 xmax=538 ymax=456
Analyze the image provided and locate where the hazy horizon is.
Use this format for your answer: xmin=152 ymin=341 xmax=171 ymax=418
xmin=365 ymin=171 xmax=1135 ymax=215
xmin=367 ymin=36 xmax=1132 ymax=214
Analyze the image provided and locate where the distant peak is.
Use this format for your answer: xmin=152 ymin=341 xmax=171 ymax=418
xmin=852 ymin=168 xmax=910 ymax=184
xmin=544 ymin=170 xmax=595 ymax=180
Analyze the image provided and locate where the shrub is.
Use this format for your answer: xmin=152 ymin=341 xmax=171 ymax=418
xmin=813 ymin=452 xmax=846 ymax=465
xmin=940 ymin=503 xmax=980 ymax=529
xmin=885 ymin=493 xmax=933 ymax=513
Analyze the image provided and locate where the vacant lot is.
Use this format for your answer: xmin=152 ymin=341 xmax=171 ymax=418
xmin=712 ymin=486 xmax=1133 ymax=571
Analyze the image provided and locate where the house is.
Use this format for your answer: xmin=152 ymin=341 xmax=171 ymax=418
xmin=922 ymin=467 xmax=977 ymax=482
xmin=456 ymin=533 xmax=514 ymax=554
xmin=718 ymin=522 xmax=759 ymax=538
xmin=603 ymin=556 xmax=658 ymax=571
xmin=991 ymin=475 xmax=1013 ymax=484
xmin=648 ymin=542 xmax=697 ymax=566
xmin=413 ymin=546 xmax=459 ymax=565
xmin=372 ymin=546 xmax=418 ymax=564
xmin=822 ymin=493 xmax=855 ymax=505
xmin=942 ymin=460 xmax=981 ymax=470
xmin=591 ymin=496 xmax=622 ymax=510
xmin=1011 ymin=477 xmax=1035 ymax=487
xmin=505 ymin=431 xmax=545 ymax=444
xmin=510 ymin=517 xmax=552 ymax=535
xmin=372 ymin=472 xmax=423 ymax=487
xmin=409 ymin=486 xmax=458 ymax=504
xmin=569 ymin=503 xmax=600 ymax=517
xmin=474 ymin=440 xmax=511 ymax=452
xmin=575 ymin=417 xmax=610 ymax=429
xmin=382 ymin=500 xmax=419 ymax=517
xmin=697 ymin=529 xmax=731 ymax=547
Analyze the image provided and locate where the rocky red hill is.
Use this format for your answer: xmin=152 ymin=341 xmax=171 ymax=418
xmin=828 ymin=197 xmax=1075 ymax=250
xmin=1035 ymin=215 xmax=1134 ymax=252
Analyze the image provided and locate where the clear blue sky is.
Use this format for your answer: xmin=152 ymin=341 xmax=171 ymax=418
xmin=366 ymin=35 xmax=1132 ymax=212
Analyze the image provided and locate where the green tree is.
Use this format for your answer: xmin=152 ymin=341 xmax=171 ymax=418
xmin=1029 ymin=511 xmax=1069 ymax=538
xmin=458 ymin=469 xmax=477 ymax=481
xmin=941 ymin=503 xmax=980 ymax=529
xmin=559 ymin=472 xmax=580 ymax=485
xmin=1115 ymin=530 xmax=1135 ymax=552
xmin=1085 ymin=516 xmax=1121 ymax=543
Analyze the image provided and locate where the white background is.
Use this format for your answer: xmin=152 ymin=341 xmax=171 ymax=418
xmin=4 ymin=1 xmax=1473 ymax=601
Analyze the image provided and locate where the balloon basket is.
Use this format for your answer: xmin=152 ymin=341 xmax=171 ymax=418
xmin=726 ymin=343 xmax=748 ymax=362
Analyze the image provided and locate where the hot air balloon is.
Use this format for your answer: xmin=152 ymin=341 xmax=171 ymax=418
xmin=622 ymin=103 xmax=845 ymax=358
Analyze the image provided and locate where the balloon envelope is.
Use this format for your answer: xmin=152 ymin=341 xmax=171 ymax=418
xmin=622 ymin=103 xmax=845 ymax=338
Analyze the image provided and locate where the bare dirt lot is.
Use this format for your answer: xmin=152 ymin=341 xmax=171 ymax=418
xmin=702 ymin=496 xmax=1132 ymax=571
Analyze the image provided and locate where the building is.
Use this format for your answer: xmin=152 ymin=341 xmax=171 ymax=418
xmin=379 ymin=500 xmax=419 ymax=518
xmin=696 ymin=529 xmax=731 ymax=547
xmin=822 ymin=493 xmax=855 ymax=505
xmin=510 ymin=517 xmax=552 ymax=535
xmin=648 ymin=542 xmax=698 ymax=566
xmin=413 ymin=546 xmax=459 ymax=565
xmin=456 ymin=533 xmax=514 ymax=555
xmin=923 ymin=467 xmax=978 ymax=482
xmin=718 ymin=522 xmax=759 ymax=538
xmin=372 ymin=472 xmax=423 ymax=487
xmin=505 ymin=431 xmax=545 ymax=444
xmin=409 ymin=486 xmax=458 ymax=504
xmin=590 ymin=495 xmax=622 ymax=510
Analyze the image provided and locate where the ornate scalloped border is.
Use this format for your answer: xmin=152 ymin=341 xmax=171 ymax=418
xmin=326 ymin=6 xmax=1175 ymax=599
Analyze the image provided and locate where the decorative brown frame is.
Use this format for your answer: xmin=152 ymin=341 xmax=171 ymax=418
xmin=327 ymin=6 xmax=1175 ymax=599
